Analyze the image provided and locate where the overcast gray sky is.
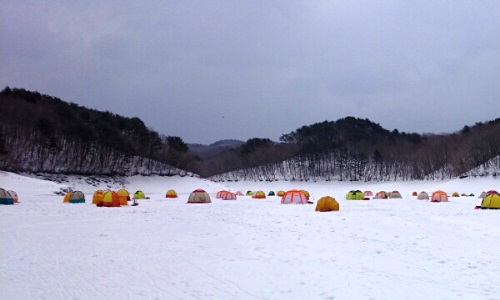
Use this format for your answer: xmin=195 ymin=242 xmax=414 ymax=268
xmin=2 ymin=1 xmax=499 ymax=144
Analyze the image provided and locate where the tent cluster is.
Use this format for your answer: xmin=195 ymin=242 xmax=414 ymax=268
xmin=89 ymin=189 xmax=145 ymax=207
xmin=0 ymin=188 xmax=18 ymax=205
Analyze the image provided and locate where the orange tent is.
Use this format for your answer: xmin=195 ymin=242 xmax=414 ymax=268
xmin=412 ymin=191 xmax=418 ymax=196
xmin=92 ymin=190 xmax=105 ymax=204
xmin=277 ymin=190 xmax=285 ymax=197
xmin=216 ymin=190 xmax=228 ymax=199
xmin=221 ymin=191 xmax=237 ymax=200
xmin=165 ymin=189 xmax=178 ymax=198
xmin=98 ymin=191 xmax=120 ymax=207
xmin=364 ymin=191 xmax=373 ymax=197
xmin=281 ymin=190 xmax=308 ymax=204
xmin=117 ymin=189 xmax=129 ymax=205
xmin=252 ymin=191 xmax=266 ymax=199
xmin=431 ymin=190 xmax=448 ymax=202
xmin=315 ymin=196 xmax=339 ymax=211
xmin=374 ymin=191 xmax=388 ymax=199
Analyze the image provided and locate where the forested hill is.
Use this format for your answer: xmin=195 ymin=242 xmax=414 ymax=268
xmin=0 ymin=87 xmax=197 ymax=175
xmin=1 ymin=87 xmax=499 ymax=180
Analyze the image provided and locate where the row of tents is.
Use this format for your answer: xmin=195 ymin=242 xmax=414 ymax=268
xmin=62 ymin=189 xmax=149 ymax=206
xmin=198 ymin=188 xmax=339 ymax=211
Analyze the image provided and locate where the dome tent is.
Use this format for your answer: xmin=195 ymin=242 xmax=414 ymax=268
xmin=133 ymin=190 xmax=147 ymax=200
xmin=364 ymin=191 xmax=373 ymax=197
xmin=277 ymin=190 xmax=285 ymax=197
xmin=117 ymin=189 xmax=129 ymax=205
xmin=187 ymin=189 xmax=211 ymax=203
xmin=8 ymin=190 xmax=18 ymax=203
xmin=246 ymin=190 xmax=253 ymax=196
xmin=252 ymin=191 xmax=266 ymax=199
xmin=389 ymin=191 xmax=402 ymax=199
xmin=281 ymin=190 xmax=308 ymax=204
xmin=268 ymin=191 xmax=275 ymax=196
xmin=0 ymin=188 xmax=14 ymax=205
xmin=97 ymin=191 xmax=120 ymax=207
xmin=417 ymin=191 xmax=429 ymax=200
xmin=346 ymin=190 xmax=364 ymax=200
xmin=431 ymin=190 xmax=448 ymax=202
xmin=481 ymin=193 xmax=500 ymax=209
xmin=374 ymin=191 xmax=388 ymax=199
xmin=165 ymin=189 xmax=178 ymax=198
xmin=221 ymin=191 xmax=237 ymax=200
xmin=452 ymin=192 xmax=460 ymax=197
xmin=92 ymin=190 xmax=105 ymax=204
xmin=315 ymin=196 xmax=339 ymax=212
xmin=64 ymin=191 xmax=85 ymax=203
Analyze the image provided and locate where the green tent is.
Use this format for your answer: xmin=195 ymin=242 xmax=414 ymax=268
xmin=268 ymin=191 xmax=275 ymax=196
xmin=246 ymin=190 xmax=253 ymax=196
xmin=133 ymin=190 xmax=146 ymax=199
xmin=346 ymin=190 xmax=364 ymax=200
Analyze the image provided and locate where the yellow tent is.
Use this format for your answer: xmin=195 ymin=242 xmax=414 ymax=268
xmin=165 ymin=189 xmax=178 ymax=198
xmin=481 ymin=193 xmax=500 ymax=209
xmin=452 ymin=192 xmax=460 ymax=197
xmin=315 ymin=196 xmax=339 ymax=212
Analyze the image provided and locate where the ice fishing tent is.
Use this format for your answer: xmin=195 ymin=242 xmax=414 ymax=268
xmin=281 ymin=189 xmax=308 ymax=204
xmin=165 ymin=189 xmax=178 ymax=198
xmin=8 ymin=190 xmax=18 ymax=203
xmin=417 ymin=191 xmax=429 ymax=200
xmin=98 ymin=191 xmax=121 ymax=207
xmin=277 ymin=190 xmax=285 ymax=196
xmin=412 ymin=191 xmax=418 ymax=196
xmin=187 ymin=189 xmax=211 ymax=203
xmin=452 ymin=192 xmax=460 ymax=197
xmin=92 ymin=190 xmax=105 ymax=204
xmin=117 ymin=189 xmax=129 ymax=205
xmin=364 ymin=191 xmax=373 ymax=197
xmin=246 ymin=190 xmax=253 ymax=196
xmin=0 ymin=188 xmax=14 ymax=205
xmin=481 ymin=193 xmax=500 ymax=209
xmin=374 ymin=191 xmax=388 ymax=199
xmin=346 ymin=190 xmax=364 ymax=200
xmin=252 ymin=191 xmax=266 ymax=199
xmin=389 ymin=191 xmax=402 ymax=198
xmin=268 ymin=191 xmax=275 ymax=196
xmin=315 ymin=196 xmax=339 ymax=211
xmin=63 ymin=192 xmax=72 ymax=203
xmin=133 ymin=190 xmax=146 ymax=200
xmin=64 ymin=191 xmax=85 ymax=203
xmin=431 ymin=190 xmax=448 ymax=202
xmin=479 ymin=192 xmax=487 ymax=199
xmin=221 ymin=191 xmax=237 ymax=200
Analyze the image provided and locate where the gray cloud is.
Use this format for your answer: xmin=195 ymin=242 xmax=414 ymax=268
xmin=2 ymin=1 xmax=499 ymax=144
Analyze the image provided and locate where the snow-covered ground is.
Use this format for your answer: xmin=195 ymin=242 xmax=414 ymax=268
xmin=1 ymin=171 xmax=499 ymax=300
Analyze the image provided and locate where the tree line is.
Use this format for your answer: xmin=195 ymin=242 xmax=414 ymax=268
xmin=1 ymin=87 xmax=498 ymax=180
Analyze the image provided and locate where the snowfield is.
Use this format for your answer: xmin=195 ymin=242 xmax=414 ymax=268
xmin=1 ymin=171 xmax=499 ymax=300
